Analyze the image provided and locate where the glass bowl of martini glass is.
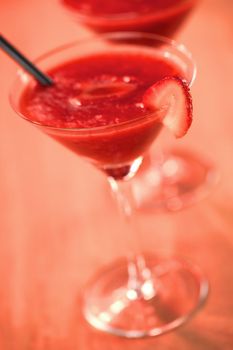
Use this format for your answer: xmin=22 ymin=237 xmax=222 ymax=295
xmin=61 ymin=0 xmax=198 ymax=37
xmin=59 ymin=0 xmax=217 ymax=212
xmin=10 ymin=32 xmax=208 ymax=338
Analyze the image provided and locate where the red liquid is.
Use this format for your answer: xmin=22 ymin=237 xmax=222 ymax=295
xmin=20 ymin=52 xmax=183 ymax=178
xmin=62 ymin=0 xmax=196 ymax=37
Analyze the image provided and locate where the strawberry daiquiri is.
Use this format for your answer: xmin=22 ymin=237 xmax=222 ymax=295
xmin=62 ymin=0 xmax=197 ymax=36
xmin=10 ymin=34 xmax=208 ymax=339
xmin=20 ymin=51 xmax=191 ymax=179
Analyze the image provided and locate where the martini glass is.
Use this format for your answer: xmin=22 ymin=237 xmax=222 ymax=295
xmin=10 ymin=33 xmax=208 ymax=338
xmin=60 ymin=0 xmax=217 ymax=212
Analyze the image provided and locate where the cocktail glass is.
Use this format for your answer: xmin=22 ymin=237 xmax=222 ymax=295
xmin=60 ymin=0 xmax=217 ymax=212
xmin=10 ymin=33 xmax=208 ymax=338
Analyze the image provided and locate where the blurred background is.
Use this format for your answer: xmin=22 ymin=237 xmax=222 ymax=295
xmin=0 ymin=0 xmax=232 ymax=348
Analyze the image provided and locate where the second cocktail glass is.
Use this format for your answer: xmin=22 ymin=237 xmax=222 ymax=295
xmin=60 ymin=0 xmax=217 ymax=212
xmin=10 ymin=33 xmax=208 ymax=338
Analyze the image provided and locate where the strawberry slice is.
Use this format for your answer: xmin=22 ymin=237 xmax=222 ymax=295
xmin=143 ymin=76 xmax=193 ymax=138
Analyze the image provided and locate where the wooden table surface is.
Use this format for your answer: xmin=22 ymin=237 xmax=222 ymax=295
xmin=0 ymin=0 xmax=233 ymax=348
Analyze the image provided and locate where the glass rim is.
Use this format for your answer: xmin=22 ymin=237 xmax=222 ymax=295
xmin=10 ymin=31 xmax=196 ymax=134
xmin=63 ymin=0 xmax=198 ymax=23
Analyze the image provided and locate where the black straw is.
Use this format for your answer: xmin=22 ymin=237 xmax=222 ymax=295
xmin=0 ymin=34 xmax=53 ymax=86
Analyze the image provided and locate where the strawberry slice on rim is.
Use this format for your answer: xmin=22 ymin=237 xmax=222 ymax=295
xmin=143 ymin=76 xmax=193 ymax=138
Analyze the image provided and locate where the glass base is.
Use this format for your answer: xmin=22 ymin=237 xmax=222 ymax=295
xmin=132 ymin=149 xmax=219 ymax=212
xmin=83 ymin=256 xmax=209 ymax=338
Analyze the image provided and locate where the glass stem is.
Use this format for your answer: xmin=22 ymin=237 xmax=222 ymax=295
xmin=108 ymin=176 xmax=155 ymax=300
